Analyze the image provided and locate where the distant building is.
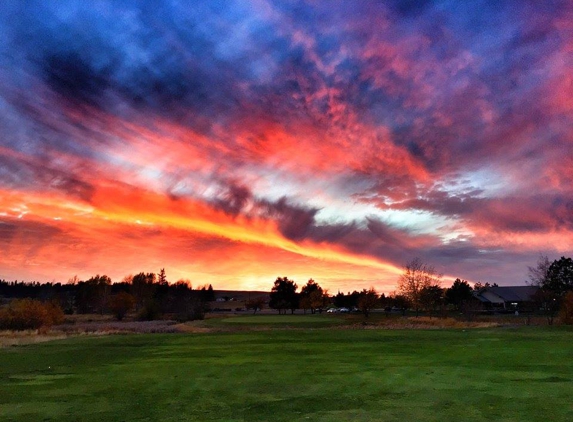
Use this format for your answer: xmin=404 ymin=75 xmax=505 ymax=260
xmin=474 ymin=286 xmax=539 ymax=312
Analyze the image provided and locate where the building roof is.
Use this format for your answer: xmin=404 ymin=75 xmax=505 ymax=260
xmin=475 ymin=286 xmax=539 ymax=304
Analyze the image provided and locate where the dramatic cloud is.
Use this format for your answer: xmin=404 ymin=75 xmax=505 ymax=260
xmin=1 ymin=0 xmax=572 ymax=291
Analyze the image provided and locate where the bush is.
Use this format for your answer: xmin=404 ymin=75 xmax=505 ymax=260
xmin=137 ymin=299 xmax=161 ymax=321
xmin=177 ymin=301 xmax=206 ymax=322
xmin=45 ymin=301 xmax=65 ymax=325
xmin=0 ymin=299 xmax=64 ymax=330
xmin=109 ymin=292 xmax=136 ymax=321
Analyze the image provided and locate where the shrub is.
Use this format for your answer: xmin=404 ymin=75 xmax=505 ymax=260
xmin=137 ymin=299 xmax=161 ymax=321
xmin=109 ymin=292 xmax=136 ymax=321
xmin=176 ymin=299 xmax=205 ymax=322
xmin=0 ymin=299 xmax=64 ymax=330
xmin=45 ymin=301 xmax=65 ymax=325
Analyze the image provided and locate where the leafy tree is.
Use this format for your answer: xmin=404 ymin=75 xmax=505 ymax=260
xmin=389 ymin=294 xmax=410 ymax=316
xmin=334 ymin=291 xmax=360 ymax=308
xmin=131 ymin=272 xmax=156 ymax=310
xmin=299 ymin=295 xmax=311 ymax=314
xmin=311 ymin=289 xmax=329 ymax=313
xmin=524 ymin=255 xmax=558 ymax=324
xmin=472 ymin=281 xmax=497 ymax=291
xmin=544 ymin=257 xmax=573 ymax=297
xmin=109 ymin=292 xmax=136 ymax=321
xmin=76 ymin=275 xmax=112 ymax=314
xmin=300 ymin=279 xmax=326 ymax=314
xmin=269 ymin=277 xmax=298 ymax=314
xmin=445 ymin=279 xmax=474 ymax=310
xmin=419 ymin=285 xmax=444 ymax=317
xmin=175 ymin=278 xmax=193 ymax=290
xmin=526 ymin=256 xmax=573 ymax=325
xmin=168 ymin=280 xmax=205 ymax=321
xmin=397 ymin=258 xmax=442 ymax=316
xmin=357 ymin=288 xmax=379 ymax=317
xmin=245 ymin=297 xmax=266 ymax=314
xmin=137 ymin=299 xmax=161 ymax=321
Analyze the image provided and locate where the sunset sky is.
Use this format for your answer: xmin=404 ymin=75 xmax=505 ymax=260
xmin=1 ymin=1 xmax=572 ymax=292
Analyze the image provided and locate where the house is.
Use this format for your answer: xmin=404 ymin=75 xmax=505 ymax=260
xmin=474 ymin=286 xmax=540 ymax=312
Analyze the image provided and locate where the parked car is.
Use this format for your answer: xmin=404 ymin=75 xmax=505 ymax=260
xmin=338 ymin=307 xmax=350 ymax=313
xmin=326 ymin=308 xmax=338 ymax=313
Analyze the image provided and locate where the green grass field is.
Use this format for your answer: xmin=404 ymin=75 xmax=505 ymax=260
xmin=1 ymin=323 xmax=573 ymax=421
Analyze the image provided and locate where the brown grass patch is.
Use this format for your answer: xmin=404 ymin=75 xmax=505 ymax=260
xmin=346 ymin=316 xmax=500 ymax=330
xmin=0 ymin=330 xmax=68 ymax=347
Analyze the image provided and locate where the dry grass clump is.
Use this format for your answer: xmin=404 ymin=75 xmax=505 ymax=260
xmin=354 ymin=316 xmax=500 ymax=330
xmin=1 ymin=320 xmax=198 ymax=347
xmin=0 ymin=330 xmax=67 ymax=348
xmin=171 ymin=323 xmax=212 ymax=333
xmin=55 ymin=320 xmax=182 ymax=334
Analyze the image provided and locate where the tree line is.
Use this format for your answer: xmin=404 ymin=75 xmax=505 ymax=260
xmin=267 ymin=265 xmax=484 ymax=318
xmin=2 ymin=255 xmax=572 ymax=328
xmin=0 ymin=269 xmax=215 ymax=329
xmin=267 ymin=255 xmax=573 ymax=323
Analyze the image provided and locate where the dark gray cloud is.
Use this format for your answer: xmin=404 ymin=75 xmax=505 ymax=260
xmin=0 ymin=219 xmax=63 ymax=249
xmin=0 ymin=153 xmax=95 ymax=202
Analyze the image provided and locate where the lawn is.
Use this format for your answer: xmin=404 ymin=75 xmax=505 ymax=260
xmin=1 ymin=325 xmax=573 ymax=421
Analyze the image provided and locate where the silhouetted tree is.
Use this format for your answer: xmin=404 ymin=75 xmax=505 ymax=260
xmin=245 ymin=297 xmax=266 ymax=314
xmin=269 ymin=277 xmax=298 ymax=314
xmin=445 ymin=279 xmax=474 ymax=310
xmin=131 ymin=272 xmax=156 ymax=311
xmin=300 ymin=279 xmax=327 ymax=314
xmin=472 ymin=281 xmax=498 ymax=291
xmin=158 ymin=268 xmax=167 ymax=285
xmin=357 ymin=288 xmax=379 ymax=317
xmin=206 ymin=284 xmax=215 ymax=301
xmin=527 ymin=255 xmax=551 ymax=287
xmin=109 ymin=292 xmax=135 ymax=321
xmin=419 ymin=285 xmax=444 ymax=317
xmin=154 ymin=269 xmax=170 ymax=313
xmin=334 ymin=291 xmax=360 ymax=308
xmin=166 ymin=280 xmax=201 ymax=321
xmin=461 ymin=299 xmax=483 ymax=322
xmin=544 ymin=257 xmax=573 ymax=297
xmin=389 ymin=294 xmax=410 ymax=316
xmin=531 ymin=289 xmax=558 ymax=325
xmin=76 ymin=275 xmax=112 ymax=314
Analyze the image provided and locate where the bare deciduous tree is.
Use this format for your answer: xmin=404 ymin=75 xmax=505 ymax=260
xmin=527 ymin=254 xmax=551 ymax=287
xmin=398 ymin=258 xmax=442 ymax=317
